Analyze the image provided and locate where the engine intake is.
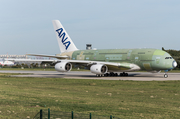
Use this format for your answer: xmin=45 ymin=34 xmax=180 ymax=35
xmin=55 ymin=62 xmax=72 ymax=72
xmin=90 ymin=64 xmax=108 ymax=74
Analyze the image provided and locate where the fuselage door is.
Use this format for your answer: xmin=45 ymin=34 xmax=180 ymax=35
xmin=133 ymin=54 xmax=141 ymax=65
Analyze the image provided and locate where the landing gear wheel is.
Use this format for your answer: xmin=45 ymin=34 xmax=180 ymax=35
xmin=110 ymin=72 xmax=114 ymax=76
xmin=104 ymin=72 xmax=119 ymax=77
xmin=104 ymin=73 xmax=108 ymax=77
xmin=164 ymin=74 xmax=168 ymax=78
xmin=120 ymin=72 xmax=128 ymax=76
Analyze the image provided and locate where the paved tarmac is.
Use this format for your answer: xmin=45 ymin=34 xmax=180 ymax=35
xmin=0 ymin=70 xmax=180 ymax=81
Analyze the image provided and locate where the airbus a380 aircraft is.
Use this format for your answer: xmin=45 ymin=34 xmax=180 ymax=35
xmin=29 ymin=20 xmax=177 ymax=78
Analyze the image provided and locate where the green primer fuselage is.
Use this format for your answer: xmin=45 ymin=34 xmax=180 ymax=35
xmin=71 ymin=49 xmax=175 ymax=72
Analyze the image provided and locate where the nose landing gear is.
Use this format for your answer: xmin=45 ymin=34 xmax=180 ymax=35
xmin=164 ymin=74 xmax=168 ymax=78
xmin=164 ymin=70 xmax=168 ymax=78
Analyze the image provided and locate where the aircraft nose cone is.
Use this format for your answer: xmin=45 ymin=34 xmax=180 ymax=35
xmin=172 ymin=60 xmax=177 ymax=68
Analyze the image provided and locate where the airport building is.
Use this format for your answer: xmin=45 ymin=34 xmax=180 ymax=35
xmin=0 ymin=55 xmax=27 ymax=59
xmin=0 ymin=54 xmax=56 ymax=67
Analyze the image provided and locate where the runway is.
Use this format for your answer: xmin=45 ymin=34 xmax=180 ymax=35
xmin=0 ymin=70 xmax=180 ymax=81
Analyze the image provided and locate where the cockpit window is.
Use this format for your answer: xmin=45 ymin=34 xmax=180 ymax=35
xmin=165 ymin=57 xmax=173 ymax=59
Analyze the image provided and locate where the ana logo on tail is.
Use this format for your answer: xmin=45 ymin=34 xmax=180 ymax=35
xmin=56 ymin=28 xmax=71 ymax=50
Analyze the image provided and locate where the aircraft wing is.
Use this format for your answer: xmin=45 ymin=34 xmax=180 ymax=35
xmin=58 ymin=59 xmax=140 ymax=71
xmin=26 ymin=54 xmax=69 ymax=59
xmin=5 ymin=58 xmax=58 ymax=64
xmin=6 ymin=58 xmax=140 ymax=71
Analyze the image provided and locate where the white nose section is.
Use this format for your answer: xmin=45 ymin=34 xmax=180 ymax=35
xmin=173 ymin=61 xmax=177 ymax=68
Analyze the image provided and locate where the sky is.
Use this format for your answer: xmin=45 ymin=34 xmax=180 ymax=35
xmin=0 ymin=0 xmax=180 ymax=55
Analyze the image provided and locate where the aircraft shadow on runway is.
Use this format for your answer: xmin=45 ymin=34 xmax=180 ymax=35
xmin=35 ymin=73 xmax=163 ymax=78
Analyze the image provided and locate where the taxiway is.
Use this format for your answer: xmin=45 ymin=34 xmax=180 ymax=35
xmin=0 ymin=70 xmax=180 ymax=81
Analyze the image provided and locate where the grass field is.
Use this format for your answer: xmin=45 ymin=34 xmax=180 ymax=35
xmin=0 ymin=73 xmax=180 ymax=119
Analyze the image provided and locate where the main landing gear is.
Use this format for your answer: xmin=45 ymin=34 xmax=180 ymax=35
xmin=96 ymin=72 xmax=129 ymax=77
xmin=104 ymin=72 xmax=118 ymax=77
xmin=120 ymin=72 xmax=128 ymax=76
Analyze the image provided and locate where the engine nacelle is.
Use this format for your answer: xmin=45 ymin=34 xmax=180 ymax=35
xmin=55 ymin=62 xmax=72 ymax=72
xmin=90 ymin=64 xmax=108 ymax=74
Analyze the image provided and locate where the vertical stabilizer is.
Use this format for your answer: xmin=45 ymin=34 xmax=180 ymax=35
xmin=52 ymin=20 xmax=78 ymax=53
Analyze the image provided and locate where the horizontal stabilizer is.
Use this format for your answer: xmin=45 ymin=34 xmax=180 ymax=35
xmin=6 ymin=58 xmax=57 ymax=63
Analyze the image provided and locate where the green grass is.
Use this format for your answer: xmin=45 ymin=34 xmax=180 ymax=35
xmin=0 ymin=73 xmax=180 ymax=118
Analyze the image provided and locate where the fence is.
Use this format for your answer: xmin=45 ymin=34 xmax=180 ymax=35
xmin=33 ymin=108 xmax=120 ymax=119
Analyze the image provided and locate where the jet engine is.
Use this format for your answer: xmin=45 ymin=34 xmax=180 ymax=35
xmin=90 ymin=64 xmax=108 ymax=74
xmin=55 ymin=62 xmax=72 ymax=72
